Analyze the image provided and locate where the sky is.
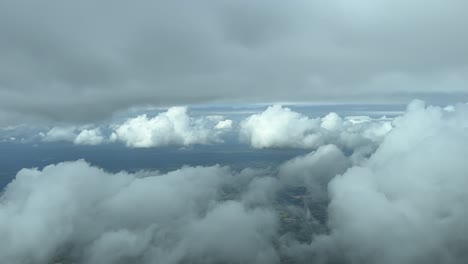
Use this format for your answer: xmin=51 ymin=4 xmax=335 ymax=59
xmin=1 ymin=0 xmax=468 ymax=125
xmin=1 ymin=1 xmax=468 ymax=264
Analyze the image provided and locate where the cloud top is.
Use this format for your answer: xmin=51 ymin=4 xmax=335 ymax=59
xmin=112 ymin=107 xmax=233 ymax=148
xmin=240 ymin=105 xmax=392 ymax=161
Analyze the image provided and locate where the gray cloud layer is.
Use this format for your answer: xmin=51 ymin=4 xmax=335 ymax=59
xmin=1 ymin=0 xmax=467 ymax=123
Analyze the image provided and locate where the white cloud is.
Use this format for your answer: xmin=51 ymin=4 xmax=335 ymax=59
xmin=40 ymin=126 xmax=107 ymax=146
xmin=215 ymin=119 xmax=233 ymax=130
xmin=112 ymin=107 xmax=232 ymax=148
xmin=40 ymin=126 xmax=77 ymax=142
xmin=240 ymin=105 xmax=322 ymax=149
xmin=320 ymin=112 xmax=343 ymax=131
xmin=289 ymin=100 xmax=468 ymax=263
xmin=14 ymin=107 xmax=237 ymax=147
xmin=35 ymin=107 xmax=234 ymax=147
xmin=0 ymin=160 xmax=279 ymax=264
xmin=73 ymin=128 xmax=105 ymax=146
xmin=278 ymin=144 xmax=350 ymax=198
xmin=240 ymin=105 xmax=393 ymax=161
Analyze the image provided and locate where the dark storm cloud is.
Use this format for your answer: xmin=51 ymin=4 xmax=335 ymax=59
xmin=1 ymin=0 xmax=467 ymax=123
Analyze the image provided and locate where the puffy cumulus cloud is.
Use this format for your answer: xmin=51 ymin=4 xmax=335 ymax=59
xmin=320 ymin=112 xmax=343 ymax=131
xmin=40 ymin=126 xmax=77 ymax=142
xmin=240 ymin=105 xmax=393 ymax=160
xmin=284 ymin=100 xmax=468 ymax=263
xmin=33 ymin=107 xmax=233 ymax=147
xmin=278 ymin=145 xmax=350 ymax=198
xmin=214 ymin=119 xmax=233 ymax=130
xmin=1 ymin=0 xmax=468 ymax=124
xmin=40 ymin=126 xmax=106 ymax=146
xmin=73 ymin=128 xmax=105 ymax=146
xmin=112 ymin=106 xmax=233 ymax=148
xmin=0 ymin=160 xmax=280 ymax=264
xmin=240 ymin=105 xmax=321 ymax=149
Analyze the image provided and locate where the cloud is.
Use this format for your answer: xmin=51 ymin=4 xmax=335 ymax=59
xmin=111 ymin=106 xmax=233 ymax=148
xmin=214 ymin=119 xmax=233 ymax=130
xmin=278 ymin=144 xmax=350 ymax=198
xmin=285 ymin=100 xmax=468 ymax=263
xmin=0 ymin=160 xmax=280 ymax=264
xmin=3 ymin=100 xmax=468 ymax=263
xmin=175 ymin=201 xmax=279 ymax=264
xmin=0 ymin=0 xmax=467 ymax=123
xmin=73 ymin=128 xmax=105 ymax=146
xmin=33 ymin=107 xmax=234 ymax=147
xmin=40 ymin=126 xmax=77 ymax=142
xmin=240 ymin=105 xmax=321 ymax=149
xmin=40 ymin=126 xmax=106 ymax=146
xmin=240 ymin=105 xmax=392 ymax=160
xmin=320 ymin=112 xmax=343 ymax=131
xmin=2 ymin=104 xmax=393 ymax=150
